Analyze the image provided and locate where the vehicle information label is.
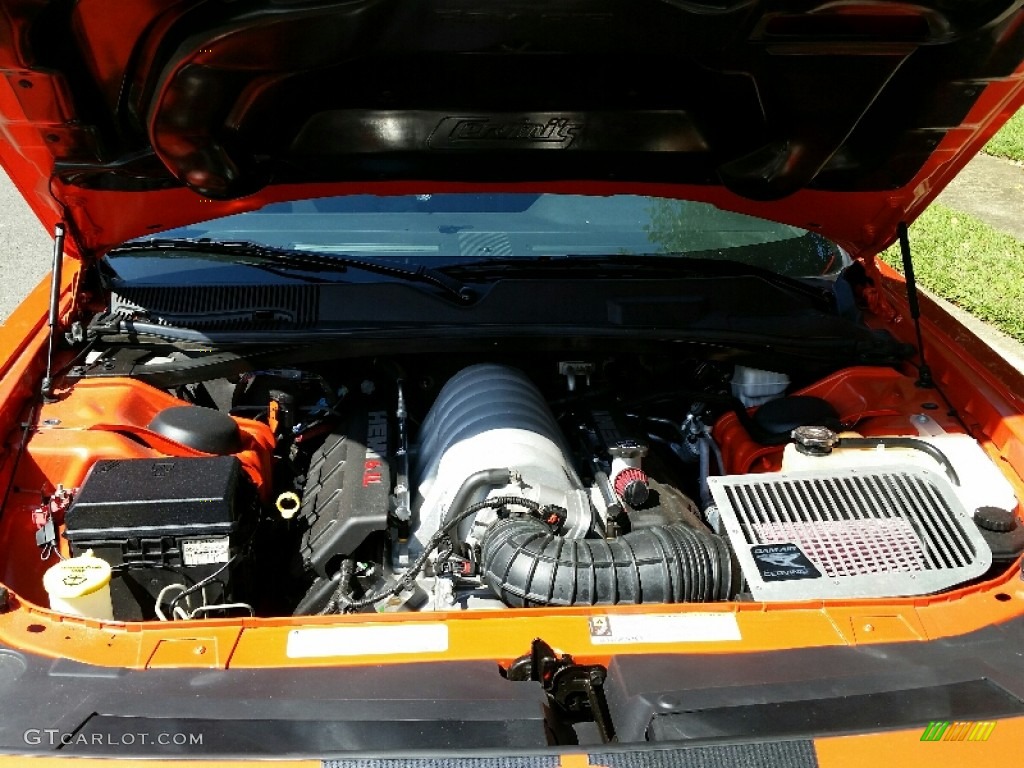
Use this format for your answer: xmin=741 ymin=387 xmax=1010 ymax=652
xmin=587 ymin=613 xmax=741 ymax=645
xmin=182 ymin=537 xmax=230 ymax=566
xmin=287 ymin=624 xmax=450 ymax=658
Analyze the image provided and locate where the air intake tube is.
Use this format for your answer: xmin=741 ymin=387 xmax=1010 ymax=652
xmin=480 ymin=519 xmax=735 ymax=608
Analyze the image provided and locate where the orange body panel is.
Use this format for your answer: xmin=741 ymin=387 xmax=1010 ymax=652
xmin=27 ymin=376 xmax=274 ymax=499
xmin=0 ymin=559 xmax=1020 ymax=670
xmin=0 ymin=207 xmax=1019 ymax=705
xmin=2 ymin=3 xmax=1024 ymax=759
xmin=0 ymin=260 xmax=1021 ymax=671
xmin=714 ymin=366 xmax=969 ymax=475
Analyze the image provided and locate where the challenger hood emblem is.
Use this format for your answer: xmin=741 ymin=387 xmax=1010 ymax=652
xmin=429 ymin=115 xmax=584 ymax=149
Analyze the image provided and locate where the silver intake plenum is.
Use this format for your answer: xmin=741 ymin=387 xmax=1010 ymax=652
xmin=412 ymin=364 xmax=592 ymax=552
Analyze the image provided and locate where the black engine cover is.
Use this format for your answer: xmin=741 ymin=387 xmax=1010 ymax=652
xmin=298 ymin=409 xmax=391 ymax=577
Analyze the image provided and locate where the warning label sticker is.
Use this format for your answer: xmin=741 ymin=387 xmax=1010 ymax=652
xmin=587 ymin=613 xmax=741 ymax=645
xmin=750 ymin=543 xmax=821 ymax=581
xmin=182 ymin=537 xmax=230 ymax=566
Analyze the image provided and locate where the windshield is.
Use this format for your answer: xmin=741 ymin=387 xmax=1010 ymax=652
xmin=121 ymin=193 xmax=844 ymax=277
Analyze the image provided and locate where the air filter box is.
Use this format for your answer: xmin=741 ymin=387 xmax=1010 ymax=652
xmin=63 ymin=456 xmax=253 ymax=621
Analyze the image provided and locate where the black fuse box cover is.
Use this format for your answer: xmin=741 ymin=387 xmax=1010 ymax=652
xmin=62 ymin=456 xmax=248 ymax=621
xmin=64 ymin=456 xmax=241 ymax=541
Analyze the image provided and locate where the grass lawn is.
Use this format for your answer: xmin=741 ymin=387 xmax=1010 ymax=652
xmin=984 ymin=109 xmax=1024 ymax=162
xmin=880 ymin=204 xmax=1024 ymax=342
xmin=882 ymin=107 xmax=1024 ymax=343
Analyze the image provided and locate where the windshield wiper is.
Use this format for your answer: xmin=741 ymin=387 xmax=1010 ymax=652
xmin=441 ymin=254 xmax=833 ymax=308
xmin=108 ymin=238 xmax=474 ymax=304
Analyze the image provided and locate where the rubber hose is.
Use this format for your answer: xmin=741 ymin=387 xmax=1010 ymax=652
xmin=293 ymin=559 xmax=355 ymax=615
xmin=838 ymin=437 xmax=960 ymax=486
xmin=708 ymin=433 xmax=725 ymax=475
xmin=697 ymin=435 xmax=712 ymax=510
xmin=480 ymin=519 xmax=734 ymax=608
xmin=441 ymin=467 xmax=513 ymax=551
xmin=293 ymin=571 xmax=340 ymax=615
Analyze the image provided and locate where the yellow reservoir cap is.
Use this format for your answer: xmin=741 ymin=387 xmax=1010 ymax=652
xmin=44 ymin=550 xmax=112 ymax=598
xmin=43 ymin=550 xmax=115 ymax=622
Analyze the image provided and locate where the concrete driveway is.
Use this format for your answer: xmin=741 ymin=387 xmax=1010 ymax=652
xmin=0 ymin=169 xmax=52 ymax=321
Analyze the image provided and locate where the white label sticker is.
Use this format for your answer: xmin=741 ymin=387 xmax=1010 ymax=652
xmin=181 ymin=537 xmax=230 ymax=566
xmin=286 ymin=624 xmax=450 ymax=658
xmin=587 ymin=613 xmax=741 ymax=645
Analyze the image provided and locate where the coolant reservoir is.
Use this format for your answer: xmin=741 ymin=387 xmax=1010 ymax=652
xmin=781 ymin=431 xmax=866 ymax=473
xmin=43 ymin=550 xmax=114 ymax=620
xmin=731 ymin=365 xmax=790 ymax=407
xmin=781 ymin=432 xmax=1018 ymax=515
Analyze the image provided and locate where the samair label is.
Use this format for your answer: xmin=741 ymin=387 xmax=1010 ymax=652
xmin=750 ymin=543 xmax=821 ymax=582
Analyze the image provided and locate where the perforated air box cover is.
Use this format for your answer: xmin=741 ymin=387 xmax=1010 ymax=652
xmin=708 ymin=464 xmax=992 ymax=601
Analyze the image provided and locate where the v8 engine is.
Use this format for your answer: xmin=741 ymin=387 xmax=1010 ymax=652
xmin=280 ymin=357 xmax=1014 ymax=616
xmin=413 ymin=364 xmax=595 ymax=550
xmin=47 ymin=354 xmax=1020 ymax=621
xmin=291 ymin=362 xmax=736 ymax=613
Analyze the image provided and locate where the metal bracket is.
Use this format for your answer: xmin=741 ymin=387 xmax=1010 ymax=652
xmin=507 ymin=637 xmax=616 ymax=743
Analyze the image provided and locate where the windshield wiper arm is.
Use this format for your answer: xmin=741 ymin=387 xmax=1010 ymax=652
xmin=109 ymin=238 xmax=474 ymax=304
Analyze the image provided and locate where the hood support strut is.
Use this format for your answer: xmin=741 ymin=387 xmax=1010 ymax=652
xmin=40 ymin=223 xmax=66 ymax=402
xmin=897 ymin=221 xmax=934 ymax=389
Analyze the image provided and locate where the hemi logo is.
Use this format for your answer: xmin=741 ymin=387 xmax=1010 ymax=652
xmin=920 ymin=720 xmax=996 ymax=741
xmin=363 ymin=411 xmax=388 ymax=487
xmin=366 ymin=411 xmax=388 ymax=457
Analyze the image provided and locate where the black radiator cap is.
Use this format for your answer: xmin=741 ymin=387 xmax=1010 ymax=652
xmin=148 ymin=405 xmax=243 ymax=454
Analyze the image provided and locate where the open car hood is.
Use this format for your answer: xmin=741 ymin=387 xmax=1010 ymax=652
xmin=2 ymin=0 xmax=1024 ymax=259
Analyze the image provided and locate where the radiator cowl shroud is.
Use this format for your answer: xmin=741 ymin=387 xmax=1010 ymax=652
xmin=708 ymin=465 xmax=992 ymax=601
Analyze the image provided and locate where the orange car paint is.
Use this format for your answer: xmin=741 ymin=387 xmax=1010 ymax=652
xmin=2 ymin=51 xmax=1023 ymax=262
xmin=0 ymin=375 xmax=274 ymax=609
xmin=0 ymin=246 xmax=1022 ymax=671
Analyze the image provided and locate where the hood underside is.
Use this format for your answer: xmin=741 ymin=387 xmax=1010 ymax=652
xmin=2 ymin=0 xmax=1024 ymax=257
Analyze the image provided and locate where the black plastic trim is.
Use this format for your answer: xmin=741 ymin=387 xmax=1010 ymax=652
xmin=320 ymin=742 xmax=819 ymax=768
xmin=0 ymin=615 xmax=1022 ymax=757
xmin=590 ymin=742 xmax=818 ymax=768
xmin=603 ymin=617 xmax=1024 ymax=743
xmin=646 ymin=679 xmax=1020 ymax=742
xmin=66 ymin=714 xmax=545 ymax=755
xmin=322 ymin=760 xmax=561 ymax=768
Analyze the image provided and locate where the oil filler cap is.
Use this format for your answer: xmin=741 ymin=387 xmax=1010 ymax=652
xmin=974 ymin=506 xmax=1018 ymax=533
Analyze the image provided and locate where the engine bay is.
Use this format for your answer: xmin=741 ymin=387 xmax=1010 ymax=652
xmin=10 ymin=349 xmax=1024 ymax=623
